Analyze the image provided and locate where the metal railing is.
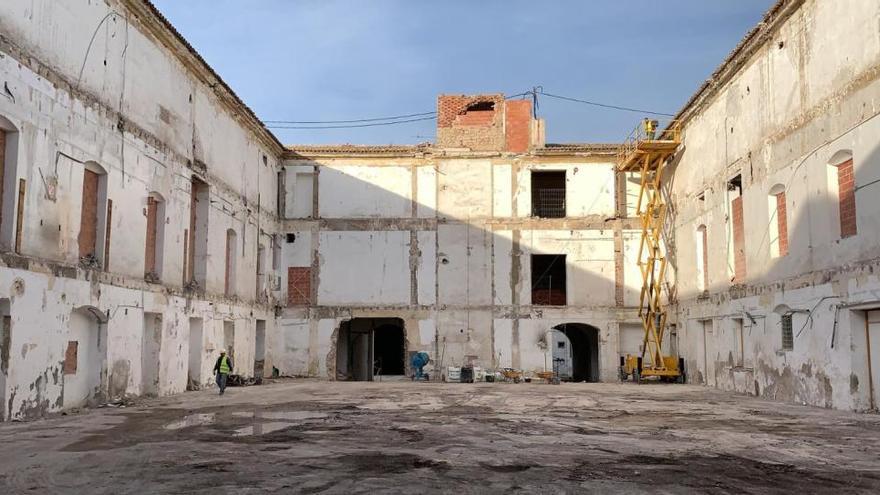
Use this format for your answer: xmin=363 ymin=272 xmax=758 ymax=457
xmin=617 ymin=119 xmax=682 ymax=164
xmin=532 ymin=188 xmax=566 ymax=218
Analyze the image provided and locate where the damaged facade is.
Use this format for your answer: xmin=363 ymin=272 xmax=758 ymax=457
xmin=1 ymin=0 xmax=879 ymax=420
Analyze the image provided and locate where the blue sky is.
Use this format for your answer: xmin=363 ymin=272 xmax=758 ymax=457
xmin=152 ymin=0 xmax=773 ymax=145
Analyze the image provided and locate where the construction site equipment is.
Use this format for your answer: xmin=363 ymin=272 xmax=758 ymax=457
xmin=411 ymin=352 xmax=430 ymax=381
xmin=617 ymin=120 xmax=685 ymax=383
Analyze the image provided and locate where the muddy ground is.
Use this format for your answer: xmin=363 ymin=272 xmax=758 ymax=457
xmin=1 ymin=380 xmax=879 ymax=494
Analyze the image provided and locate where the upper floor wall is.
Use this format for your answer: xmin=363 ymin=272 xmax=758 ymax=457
xmin=669 ymin=0 xmax=880 ymax=299
xmin=281 ymin=153 xmax=620 ymax=222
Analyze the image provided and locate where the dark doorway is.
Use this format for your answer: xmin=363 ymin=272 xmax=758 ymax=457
xmin=335 ymin=318 xmax=406 ymax=381
xmin=554 ymin=323 xmax=599 ymax=382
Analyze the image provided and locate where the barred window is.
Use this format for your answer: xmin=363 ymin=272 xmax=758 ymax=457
xmin=781 ymin=314 xmax=793 ymax=351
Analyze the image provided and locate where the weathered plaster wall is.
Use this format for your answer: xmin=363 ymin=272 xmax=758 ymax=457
xmin=0 ymin=0 xmax=281 ymax=420
xmin=280 ymin=150 xmax=642 ymax=382
xmin=669 ymin=0 xmax=880 ymax=410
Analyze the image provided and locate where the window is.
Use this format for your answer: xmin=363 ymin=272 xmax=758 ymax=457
xmin=64 ymin=341 xmax=78 ymax=374
xmin=256 ymin=244 xmax=266 ymax=300
xmin=225 ymin=229 xmax=237 ymax=297
xmin=78 ymin=162 xmax=109 ymax=268
xmin=828 ymin=151 xmax=857 ymax=238
xmin=144 ymin=193 xmax=165 ymax=281
xmin=188 ymin=177 xmax=209 ymax=285
xmin=768 ymin=184 xmax=788 ymax=258
xmin=288 ymin=267 xmax=311 ymax=306
xmin=696 ymin=225 xmax=708 ymax=292
xmin=732 ymin=318 xmax=744 ymax=367
xmin=781 ymin=314 xmax=793 ymax=351
xmin=531 ymin=254 xmax=566 ymax=305
xmin=0 ymin=119 xmax=22 ymax=252
xmin=531 ymin=171 xmax=566 ymax=218
xmin=727 ymin=174 xmax=745 ymax=283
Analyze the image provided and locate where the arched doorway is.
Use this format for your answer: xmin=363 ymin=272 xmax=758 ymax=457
xmin=63 ymin=306 xmax=107 ymax=409
xmin=553 ymin=323 xmax=600 ymax=382
xmin=335 ymin=318 xmax=406 ymax=381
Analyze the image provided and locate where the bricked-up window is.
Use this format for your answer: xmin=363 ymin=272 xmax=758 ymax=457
xmin=144 ymin=193 xmax=165 ymax=280
xmin=288 ymin=267 xmax=311 ymax=306
xmin=531 ymin=171 xmax=566 ymax=218
xmin=531 ymin=254 xmax=566 ymax=305
xmin=0 ymin=119 xmax=21 ymax=252
xmin=225 ymin=229 xmax=238 ymax=297
xmin=696 ymin=225 xmax=708 ymax=292
xmin=78 ymin=163 xmax=108 ymax=266
xmin=830 ymin=155 xmax=857 ymax=238
xmin=727 ymin=174 xmax=746 ymax=283
xmin=768 ymin=185 xmax=788 ymax=258
xmin=64 ymin=341 xmax=78 ymax=374
xmin=781 ymin=314 xmax=794 ymax=351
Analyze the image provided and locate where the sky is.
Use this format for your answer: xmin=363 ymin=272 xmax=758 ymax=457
xmin=152 ymin=0 xmax=774 ymax=146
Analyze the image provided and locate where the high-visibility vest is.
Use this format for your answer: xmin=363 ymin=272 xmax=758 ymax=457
xmin=219 ymin=356 xmax=231 ymax=374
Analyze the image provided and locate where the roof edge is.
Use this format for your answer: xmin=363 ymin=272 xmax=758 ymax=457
xmin=126 ymin=0 xmax=284 ymax=153
xmin=672 ymin=0 xmax=804 ymax=126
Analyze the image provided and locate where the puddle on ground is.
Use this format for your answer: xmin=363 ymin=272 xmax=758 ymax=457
xmin=232 ymin=411 xmax=329 ymax=421
xmin=234 ymin=422 xmax=292 ymax=437
xmin=163 ymin=413 xmax=216 ymax=430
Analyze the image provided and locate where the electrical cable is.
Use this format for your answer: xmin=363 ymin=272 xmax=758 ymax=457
xmin=537 ymin=90 xmax=674 ymax=117
xmin=263 ymin=111 xmax=436 ymax=125
xmin=266 ymin=116 xmax=436 ymax=130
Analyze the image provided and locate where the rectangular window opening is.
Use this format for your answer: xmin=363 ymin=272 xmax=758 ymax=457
xmin=781 ymin=314 xmax=794 ymax=351
xmin=531 ymin=171 xmax=566 ymax=218
xmin=531 ymin=254 xmax=566 ymax=306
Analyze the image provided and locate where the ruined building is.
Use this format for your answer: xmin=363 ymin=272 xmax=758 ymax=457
xmin=1 ymin=0 xmax=879 ymax=420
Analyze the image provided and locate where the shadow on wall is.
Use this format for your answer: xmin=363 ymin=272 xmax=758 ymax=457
xmin=279 ymin=152 xmax=634 ymax=382
xmin=664 ymin=137 xmax=880 ymax=410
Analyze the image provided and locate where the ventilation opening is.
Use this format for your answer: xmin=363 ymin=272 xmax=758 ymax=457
xmin=335 ymin=318 xmax=406 ymax=381
xmin=531 ymin=171 xmax=566 ymax=218
xmin=465 ymin=101 xmax=494 ymax=112
xmin=531 ymin=254 xmax=567 ymax=306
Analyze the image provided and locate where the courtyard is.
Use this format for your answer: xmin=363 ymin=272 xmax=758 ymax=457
xmin=1 ymin=380 xmax=879 ymax=493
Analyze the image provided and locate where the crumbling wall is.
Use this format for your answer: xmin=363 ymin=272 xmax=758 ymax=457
xmin=669 ymin=0 xmax=880 ymax=410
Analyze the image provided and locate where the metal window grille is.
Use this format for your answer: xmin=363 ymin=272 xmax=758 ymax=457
xmin=781 ymin=314 xmax=793 ymax=351
xmin=532 ymin=188 xmax=566 ymax=218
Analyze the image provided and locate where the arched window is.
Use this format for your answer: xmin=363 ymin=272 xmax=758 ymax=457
xmin=0 ymin=116 xmax=21 ymax=252
xmin=828 ymin=150 xmax=856 ymax=238
xmin=696 ymin=225 xmax=708 ymax=292
xmin=144 ymin=192 xmax=166 ymax=281
xmin=768 ymin=184 xmax=788 ymax=258
xmin=79 ymin=162 xmax=109 ymax=268
xmin=225 ymin=229 xmax=238 ymax=297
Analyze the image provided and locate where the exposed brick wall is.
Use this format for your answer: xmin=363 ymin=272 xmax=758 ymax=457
xmin=532 ymin=288 xmax=567 ymax=306
xmin=78 ymin=169 xmax=99 ymax=258
xmin=505 ymin=99 xmax=531 ymax=153
xmin=288 ymin=267 xmax=311 ymax=306
xmin=63 ymin=341 xmax=78 ymax=374
xmin=145 ymin=196 xmax=158 ymax=275
xmin=775 ymin=192 xmax=788 ymax=256
xmin=837 ymin=159 xmax=857 ymax=238
xmin=436 ymin=94 xmax=505 ymax=151
xmin=732 ymin=196 xmax=746 ymax=283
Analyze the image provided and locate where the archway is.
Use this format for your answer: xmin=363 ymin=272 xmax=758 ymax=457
xmin=335 ymin=318 xmax=406 ymax=381
xmin=63 ymin=306 xmax=107 ymax=409
xmin=552 ymin=323 xmax=600 ymax=382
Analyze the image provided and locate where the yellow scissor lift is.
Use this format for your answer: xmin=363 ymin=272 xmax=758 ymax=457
xmin=618 ymin=120 xmax=684 ymax=383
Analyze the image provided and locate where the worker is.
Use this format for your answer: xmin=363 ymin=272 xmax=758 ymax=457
xmin=644 ymin=118 xmax=658 ymax=140
xmin=213 ymin=349 xmax=234 ymax=396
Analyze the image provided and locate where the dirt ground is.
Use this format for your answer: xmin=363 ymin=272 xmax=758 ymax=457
xmin=1 ymin=380 xmax=879 ymax=494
